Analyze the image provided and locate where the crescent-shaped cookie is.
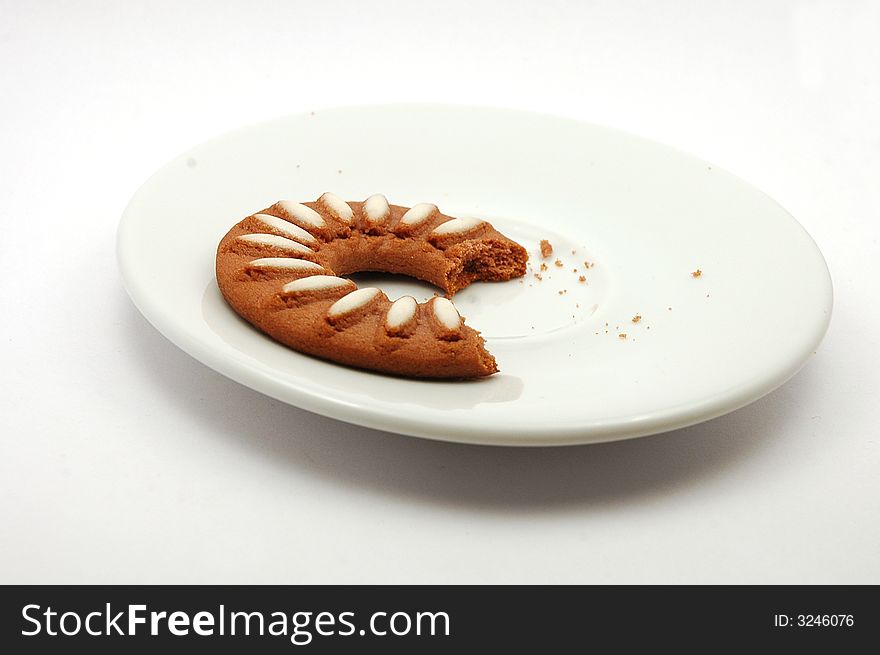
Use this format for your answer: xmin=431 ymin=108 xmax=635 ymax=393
xmin=215 ymin=193 xmax=529 ymax=378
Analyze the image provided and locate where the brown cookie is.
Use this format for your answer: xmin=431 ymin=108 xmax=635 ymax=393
xmin=215 ymin=193 xmax=529 ymax=378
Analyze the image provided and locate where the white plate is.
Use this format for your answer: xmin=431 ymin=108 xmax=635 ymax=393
xmin=117 ymin=105 xmax=832 ymax=446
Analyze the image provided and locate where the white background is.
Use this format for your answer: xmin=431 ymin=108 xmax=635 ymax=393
xmin=1 ymin=0 xmax=878 ymax=583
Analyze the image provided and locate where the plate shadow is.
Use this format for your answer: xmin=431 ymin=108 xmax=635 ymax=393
xmin=122 ymin=293 xmax=804 ymax=513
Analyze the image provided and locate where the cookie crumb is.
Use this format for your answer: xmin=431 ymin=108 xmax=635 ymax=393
xmin=554 ymin=259 xmax=563 ymax=268
xmin=668 ymin=307 xmax=672 ymax=311
xmin=578 ymin=275 xmax=586 ymax=283
xmin=534 ymin=273 xmax=543 ymax=281
xmin=619 ymin=333 xmax=627 ymax=340
xmin=540 ymin=262 xmax=548 ymax=271
xmin=571 ymin=249 xmax=576 ymax=255
xmin=691 ymin=269 xmax=702 ymax=278
xmin=540 ymin=240 xmax=553 ymax=258
xmin=632 ymin=314 xmax=641 ymax=323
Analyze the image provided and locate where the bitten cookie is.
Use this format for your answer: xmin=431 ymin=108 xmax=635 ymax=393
xmin=215 ymin=193 xmax=529 ymax=378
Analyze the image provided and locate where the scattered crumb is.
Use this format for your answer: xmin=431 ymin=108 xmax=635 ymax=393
xmin=578 ymin=275 xmax=586 ymax=283
xmin=540 ymin=262 xmax=548 ymax=271
xmin=534 ymin=273 xmax=543 ymax=281
xmin=706 ymin=293 xmax=710 ymax=298
xmin=619 ymin=333 xmax=627 ymax=340
xmin=296 ymin=164 xmax=300 ymax=169
xmin=573 ymin=268 xmax=578 ymax=273
xmin=558 ymin=290 xmax=563 ymax=295
xmin=571 ymin=249 xmax=576 ymax=255
xmin=646 ymin=326 xmax=650 ymax=330
xmin=632 ymin=315 xmax=642 ymax=323
xmin=310 ymin=111 xmax=315 ymax=116
xmin=584 ymin=261 xmax=595 ymax=268
xmin=668 ymin=307 xmax=672 ymax=311
xmin=554 ymin=259 xmax=563 ymax=268
xmin=540 ymin=240 xmax=553 ymax=258
xmin=575 ymin=303 xmax=580 ymax=308
xmin=691 ymin=269 xmax=702 ymax=278
xmin=337 ymin=169 xmax=343 ymax=174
